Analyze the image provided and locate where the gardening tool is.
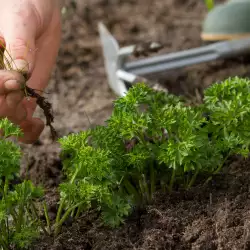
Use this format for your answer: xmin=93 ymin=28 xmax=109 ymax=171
xmin=201 ymin=0 xmax=250 ymax=41
xmin=98 ymin=22 xmax=250 ymax=97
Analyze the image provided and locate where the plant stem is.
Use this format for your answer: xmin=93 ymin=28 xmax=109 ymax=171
xmin=141 ymin=174 xmax=150 ymax=204
xmin=70 ymin=208 xmax=76 ymax=218
xmin=6 ymin=219 xmax=9 ymax=245
xmin=3 ymin=179 xmax=8 ymax=198
xmin=160 ymin=180 xmax=166 ymax=193
xmin=150 ymin=162 xmax=155 ymax=201
xmin=1 ymin=180 xmax=11 ymax=244
xmin=9 ymin=207 xmax=18 ymax=225
xmin=0 ymin=235 xmax=9 ymax=250
xmin=213 ymin=153 xmax=230 ymax=175
xmin=30 ymin=201 xmax=49 ymax=237
xmin=55 ymin=199 xmax=65 ymax=227
xmin=0 ymin=221 xmax=9 ymax=248
xmin=75 ymin=206 xmax=82 ymax=219
xmin=138 ymin=176 xmax=148 ymax=204
xmin=43 ymin=202 xmax=51 ymax=235
xmin=54 ymin=202 xmax=83 ymax=237
xmin=205 ymin=152 xmax=230 ymax=185
xmin=0 ymin=185 xmax=3 ymax=198
xmin=16 ymin=201 xmax=24 ymax=233
xmin=187 ymin=168 xmax=199 ymax=189
xmin=168 ymin=168 xmax=175 ymax=193
xmin=123 ymin=178 xmax=141 ymax=204
xmin=56 ymin=168 xmax=79 ymax=224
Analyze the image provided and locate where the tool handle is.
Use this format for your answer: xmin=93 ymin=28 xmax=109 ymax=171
xmin=124 ymin=37 xmax=250 ymax=76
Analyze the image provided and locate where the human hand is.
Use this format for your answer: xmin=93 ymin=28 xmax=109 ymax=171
xmin=0 ymin=0 xmax=62 ymax=143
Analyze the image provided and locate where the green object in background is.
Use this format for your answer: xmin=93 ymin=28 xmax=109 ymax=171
xmin=204 ymin=0 xmax=215 ymax=11
xmin=201 ymin=0 xmax=250 ymax=41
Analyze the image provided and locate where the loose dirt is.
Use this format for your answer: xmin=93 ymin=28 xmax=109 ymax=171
xmin=20 ymin=0 xmax=250 ymax=249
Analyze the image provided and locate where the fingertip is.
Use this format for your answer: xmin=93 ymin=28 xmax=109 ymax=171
xmin=1 ymin=72 xmax=26 ymax=94
xmin=4 ymin=80 xmax=21 ymax=91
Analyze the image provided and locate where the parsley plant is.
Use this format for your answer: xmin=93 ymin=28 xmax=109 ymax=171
xmin=58 ymin=77 xmax=250 ymax=228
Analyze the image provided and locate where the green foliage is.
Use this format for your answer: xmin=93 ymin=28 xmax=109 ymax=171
xmin=58 ymin=77 xmax=250 ymax=229
xmin=0 ymin=176 xmax=44 ymax=250
xmin=203 ymin=77 xmax=250 ymax=154
xmin=0 ymin=119 xmax=44 ymax=250
xmin=2 ymin=77 xmax=250 ymax=244
xmin=12 ymin=226 xmax=40 ymax=250
xmin=0 ymin=118 xmax=23 ymax=182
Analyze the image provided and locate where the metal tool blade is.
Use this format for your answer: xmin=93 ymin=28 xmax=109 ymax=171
xmin=98 ymin=22 xmax=128 ymax=96
xmin=99 ymin=22 xmax=250 ymax=97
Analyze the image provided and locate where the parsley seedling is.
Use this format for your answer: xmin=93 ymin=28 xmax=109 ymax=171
xmin=58 ymin=78 xmax=250 ymax=228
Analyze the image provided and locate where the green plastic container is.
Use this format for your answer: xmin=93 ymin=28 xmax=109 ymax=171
xmin=201 ymin=0 xmax=250 ymax=41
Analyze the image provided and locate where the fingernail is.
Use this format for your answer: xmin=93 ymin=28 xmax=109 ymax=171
xmin=4 ymin=79 xmax=20 ymax=90
xmin=12 ymin=59 xmax=29 ymax=73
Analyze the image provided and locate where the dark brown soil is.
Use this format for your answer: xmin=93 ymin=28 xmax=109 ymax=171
xmin=19 ymin=0 xmax=250 ymax=249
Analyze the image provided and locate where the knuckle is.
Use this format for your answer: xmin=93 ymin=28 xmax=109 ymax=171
xmin=0 ymin=96 xmax=5 ymax=108
xmin=7 ymin=38 xmax=28 ymax=55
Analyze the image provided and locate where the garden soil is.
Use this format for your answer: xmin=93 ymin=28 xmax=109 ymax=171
xmin=19 ymin=0 xmax=250 ymax=249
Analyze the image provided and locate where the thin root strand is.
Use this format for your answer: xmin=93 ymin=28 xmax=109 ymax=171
xmin=25 ymin=86 xmax=58 ymax=141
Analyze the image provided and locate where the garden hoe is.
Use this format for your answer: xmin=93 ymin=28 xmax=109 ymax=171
xmin=98 ymin=0 xmax=250 ymax=97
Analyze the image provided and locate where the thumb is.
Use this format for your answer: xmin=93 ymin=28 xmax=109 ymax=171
xmin=2 ymin=13 xmax=38 ymax=76
xmin=4 ymin=38 xmax=36 ymax=77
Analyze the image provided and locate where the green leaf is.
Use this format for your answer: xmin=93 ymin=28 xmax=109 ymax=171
xmin=0 ymin=118 xmax=23 ymax=138
xmin=0 ymin=140 xmax=22 ymax=180
xmin=101 ymin=194 xmax=131 ymax=228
